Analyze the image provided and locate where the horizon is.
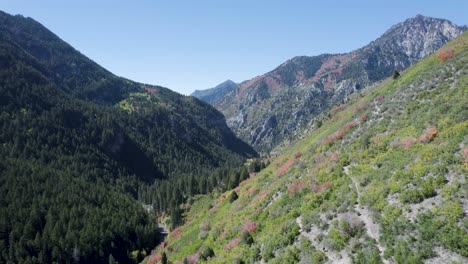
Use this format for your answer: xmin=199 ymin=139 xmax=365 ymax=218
xmin=1 ymin=0 xmax=467 ymax=95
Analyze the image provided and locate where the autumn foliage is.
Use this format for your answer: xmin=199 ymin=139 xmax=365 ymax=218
xmin=226 ymin=238 xmax=239 ymax=250
xmin=344 ymin=121 xmax=357 ymax=131
xmin=311 ymin=181 xmax=331 ymax=193
xmin=147 ymin=254 xmax=161 ymax=264
xmin=276 ymin=159 xmax=295 ymax=176
xmin=401 ymin=137 xmax=417 ymax=150
xmin=419 ymin=127 xmax=438 ymax=143
xmin=294 ymin=151 xmax=302 ymax=159
xmin=358 ymin=114 xmax=368 ymax=123
xmin=288 ymin=181 xmax=306 ymax=197
xmin=437 ymin=48 xmax=454 ymax=62
xmin=242 ymin=222 xmax=257 ymax=233
xmin=185 ymin=253 xmax=199 ymax=264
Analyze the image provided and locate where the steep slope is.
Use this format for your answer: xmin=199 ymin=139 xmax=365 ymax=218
xmin=148 ymin=32 xmax=468 ymax=264
xmin=0 ymin=10 xmax=256 ymax=181
xmin=192 ymin=80 xmax=239 ymax=105
xmin=0 ymin=10 xmax=255 ymax=263
xmin=208 ymin=15 xmax=465 ymax=152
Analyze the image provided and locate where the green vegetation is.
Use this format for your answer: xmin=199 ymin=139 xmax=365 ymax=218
xmin=147 ymin=32 xmax=468 ymax=263
xmin=0 ymin=10 xmax=257 ymax=263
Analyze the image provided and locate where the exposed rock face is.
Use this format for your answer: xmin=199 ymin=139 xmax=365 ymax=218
xmin=191 ymin=79 xmax=239 ymax=105
xmin=197 ymin=15 xmax=466 ymax=152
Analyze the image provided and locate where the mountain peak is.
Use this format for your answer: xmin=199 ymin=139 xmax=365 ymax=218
xmin=191 ymin=79 xmax=239 ymax=105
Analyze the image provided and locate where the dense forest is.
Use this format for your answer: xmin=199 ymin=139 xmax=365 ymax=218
xmin=0 ymin=10 xmax=256 ymax=263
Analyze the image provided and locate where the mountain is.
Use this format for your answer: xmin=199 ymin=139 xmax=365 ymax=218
xmin=199 ymin=15 xmax=466 ymax=152
xmin=147 ymin=31 xmax=468 ymax=264
xmin=0 ymin=10 xmax=255 ymax=263
xmin=191 ymin=79 xmax=239 ymax=105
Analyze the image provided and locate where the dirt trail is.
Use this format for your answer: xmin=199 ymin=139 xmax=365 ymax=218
xmin=343 ymin=165 xmax=389 ymax=264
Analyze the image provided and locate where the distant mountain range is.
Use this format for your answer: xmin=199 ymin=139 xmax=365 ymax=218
xmin=192 ymin=15 xmax=466 ymax=152
xmin=192 ymin=79 xmax=239 ymax=105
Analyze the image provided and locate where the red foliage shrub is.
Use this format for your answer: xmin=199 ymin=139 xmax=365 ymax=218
xmin=226 ymin=238 xmax=239 ymax=250
xmin=311 ymin=181 xmax=331 ymax=193
xmin=294 ymin=151 xmax=302 ymax=159
xmin=437 ymin=48 xmax=454 ymax=62
xmin=246 ymin=187 xmax=258 ymax=197
xmin=323 ymin=129 xmax=345 ymax=145
xmin=253 ymin=191 xmax=269 ymax=203
xmin=401 ymin=137 xmax=417 ymax=150
xmin=355 ymin=102 xmax=369 ymax=113
xmin=344 ymin=121 xmax=357 ymax=131
xmin=276 ymin=159 xmax=295 ymax=176
xmin=185 ymin=253 xmax=199 ymax=264
xmin=171 ymin=227 xmax=182 ymax=239
xmin=358 ymin=114 xmax=368 ymax=123
xmin=243 ymin=222 xmax=257 ymax=233
xmin=334 ymin=129 xmax=344 ymax=140
xmin=148 ymin=254 xmax=162 ymax=264
xmin=330 ymin=104 xmax=347 ymax=116
xmin=239 ymin=179 xmax=249 ymax=186
xmin=288 ymin=181 xmax=306 ymax=197
xmin=418 ymin=127 xmax=438 ymax=143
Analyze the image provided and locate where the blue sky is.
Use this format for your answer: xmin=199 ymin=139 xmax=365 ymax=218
xmin=1 ymin=0 xmax=466 ymax=94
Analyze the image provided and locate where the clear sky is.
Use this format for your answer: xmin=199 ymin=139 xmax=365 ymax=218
xmin=1 ymin=0 xmax=466 ymax=94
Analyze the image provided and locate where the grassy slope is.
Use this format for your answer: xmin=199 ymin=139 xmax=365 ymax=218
xmin=147 ymin=32 xmax=468 ymax=264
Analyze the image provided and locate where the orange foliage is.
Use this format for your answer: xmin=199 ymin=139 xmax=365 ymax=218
xmin=276 ymin=159 xmax=295 ymax=176
xmin=358 ymin=114 xmax=368 ymax=123
xmin=239 ymin=179 xmax=250 ymax=186
xmin=401 ymin=137 xmax=417 ymax=150
xmin=344 ymin=121 xmax=357 ymax=131
xmin=437 ymin=48 xmax=454 ymax=62
xmin=419 ymin=127 xmax=438 ymax=143
xmin=324 ymin=129 xmax=344 ymax=145
xmin=245 ymin=187 xmax=258 ymax=197
xmin=226 ymin=238 xmax=239 ymax=250
xmin=288 ymin=181 xmax=306 ymax=197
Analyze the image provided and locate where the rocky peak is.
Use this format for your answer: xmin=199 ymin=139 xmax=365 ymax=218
xmin=191 ymin=79 xmax=239 ymax=105
xmin=375 ymin=15 xmax=465 ymax=59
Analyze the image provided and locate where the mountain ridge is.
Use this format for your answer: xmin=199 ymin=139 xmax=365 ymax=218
xmin=149 ymin=31 xmax=468 ymax=264
xmin=194 ymin=15 xmax=466 ymax=153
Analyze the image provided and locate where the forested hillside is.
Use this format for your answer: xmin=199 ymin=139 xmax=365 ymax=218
xmin=0 ymin=10 xmax=255 ymax=263
xmin=147 ymin=32 xmax=468 ymax=264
